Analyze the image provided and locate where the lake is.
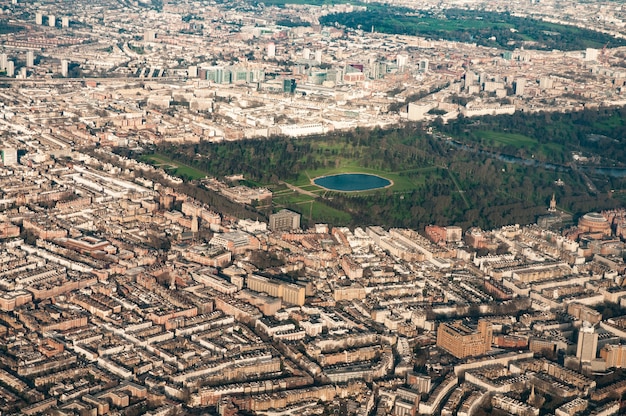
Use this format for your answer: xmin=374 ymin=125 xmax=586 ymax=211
xmin=313 ymin=173 xmax=392 ymax=191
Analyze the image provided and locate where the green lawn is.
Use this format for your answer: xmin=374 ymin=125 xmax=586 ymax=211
xmin=476 ymin=131 xmax=538 ymax=148
xmin=310 ymin=201 xmax=352 ymax=223
xmin=291 ymin=164 xmax=439 ymax=194
xmin=140 ymin=154 xmax=207 ymax=180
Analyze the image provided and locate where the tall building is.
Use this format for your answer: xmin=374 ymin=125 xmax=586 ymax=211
xmin=267 ymin=42 xmax=275 ymax=58
xmin=269 ymin=209 xmax=300 ymax=231
xmin=144 ymin=30 xmax=156 ymax=41
xmin=61 ymin=60 xmax=69 ymax=77
xmin=26 ymin=50 xmax=34 ymax=67
xmin=282 ymin=78 xmax=296 ymax=94
xmin=396 ymin=54 xmax=408 ymax=70
xmin=514 ymin=78 xmax=526 ymax=96
xmin=6 ymin=61 xmax=14 ymax=77
xmin=585 ymin=48 xmax=599 ymax=62
xmin=0 ymin=54 xmax=7 ymax=71
xmin=2 ymin=148 xmax=18 ymax=166
xmin=436 ymin=319 xmax=493 ymax=359
xmin=577 ymin=322 xmax=598 ymax=363
xmin=419 ymin=59 xmax=429 ymax=72
xmin=314 ymin=50 xmax=322 ymax=64
xmin=48 ymin=15 xmax=56 ymax=27
xmin=35 ymin=12 xmax=43 ymax=25
xmin=539 ymin=77 xmax=553 ymax=89
xmin=61 ymin=16 xmax=70 ymax=28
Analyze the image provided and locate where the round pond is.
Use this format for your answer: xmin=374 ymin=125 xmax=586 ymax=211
xmin=313 ymin=173 xmax=392 ymax=192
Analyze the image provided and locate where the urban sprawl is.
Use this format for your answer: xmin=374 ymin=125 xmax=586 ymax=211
xmin=0 ymin=0 xmax=625 ymax=415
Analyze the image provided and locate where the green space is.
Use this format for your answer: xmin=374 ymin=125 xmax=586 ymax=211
xmin=476 ymin=131 xmax=537 ymax=148
xmin=246 ymin=0 xmax=356 ymax=7
xmin=140 ymin=153 xmax=207 ymax=180
xmin=116 ymin=108 xmax=626 ymax=230
xmin=440 ymin=106 xmax=626 ymax=166
xmin=319 ymin=6 xmax=626 ymax=51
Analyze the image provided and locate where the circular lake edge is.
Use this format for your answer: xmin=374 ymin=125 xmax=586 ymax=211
xmin=312 ymin=173 xmax=394 ymax=192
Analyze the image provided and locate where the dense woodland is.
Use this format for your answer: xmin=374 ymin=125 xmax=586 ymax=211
xmin=320 ymin=7 xmax=626 ymax=51
xmin=439 ymin=107 xmax=626 ymax=166
xmin=116 ymin=107 xmax=626 ymax=230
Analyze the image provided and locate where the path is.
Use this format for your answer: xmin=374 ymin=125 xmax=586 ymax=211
xmin=444 ymin=168 xmax=471 ymax=208
xmin=280 ymin=181 xmax=319 ymax=198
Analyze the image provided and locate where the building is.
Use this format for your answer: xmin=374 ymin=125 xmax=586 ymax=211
xmin=419 ymin=59 xmax=429 ymax=73
xmin=514 ymin=78 xmax=526 ymax=96
xmin=246 ymin=274 xmax=305 ymax=306
xmin=209 ymin=231 xmax=259 ymax=254
xmin=577 ymin=322 xmax=598 ymax=364
xmin=437 ymin=320 xmax=493 ymax=359
xmin=48 ymin=15 xmax=55 ymax=27
xmin=600 ymin=344 xmax=626 ymax=369
xmin=585 ymin=48 xmax=599 ymax=62
xmin=35 ymin=12 xmax=43 ymax=25
xmin=283 ymin=78 xmax=297 ymax=94
xmin=269 ymin=209 xmax=300 ymax=232
xmin=61 ymin=60 xmax=69 ymax=77
xmin=26 ymin=51 xmax=34 ymax=67
xmin=578 ymin=212 xmax=611 ymax=236
xmin=2 ymin=148 xmax=17 ymax=166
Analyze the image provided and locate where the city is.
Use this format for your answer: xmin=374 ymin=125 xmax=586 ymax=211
xmin=0 ymin=0 xmax=625 ymax=415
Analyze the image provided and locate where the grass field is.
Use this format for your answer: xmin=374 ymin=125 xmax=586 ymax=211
xmin=290 ymin=163 xmax=437 ymax=194
xmin=320 ymin=7 xmax=626 ymax=51
xmin=140 ymin=154 xmax=207 ymax=180
xmin=476 ymin=131 xmax=537 ymax=148
xmin=272 ymin=190 xmax=352 ymax=224
xmin=247 ymin=0 xmax=354 ymax=6
xmin=140 ymin=149 xmax=443 ymax=225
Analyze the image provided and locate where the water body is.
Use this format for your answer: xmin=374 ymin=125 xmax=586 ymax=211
xmin=314 ymin=173 xmax=392 ymax=191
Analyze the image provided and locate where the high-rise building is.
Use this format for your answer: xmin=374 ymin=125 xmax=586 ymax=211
xmin=314 ymin=50 xmax=322 ymax=64
xmin=6 ymin=61 xmax=14 ymax=77
xmin=61 ymin=16 xmax=70 ymax=28
xmin=144 ymin=30 xmax=156 ymax=41
xmin=419 ymin=59 xmax=429 ymax=72
xmin=188 ymin=66 xmax=198 ymax=78
xmin=35 ymin=12 xmax=43 ymax=25
xmin=269 ymin=209 xmax=300 ymax=231
xmin=61 ymin=60 xmax=69 ymax=77
xmin=577 ymin=322 xmax=598 ymax=363
xmin=396 ymin=54 xmax=408 ymax=70
xmin=282 ymin=78 xmax=296 ymax=93
xmin=539 ymin=76 xmax=553 ymax=89
xmin=0 ymin=54 xmax=7 ymax=71
xmin=585 ymin=48 xmax=599 ymax=62
xmin=26 ymin=50 xmax=34 ymax=67
xmin=514 ymin=78 xmax=526 ymax=96
xmin=267 ymin=42 xmax=275 ymax=58
xmin=48 ymin=15 xmax=56 ymax=27
xmin=437 ymin=319 xmax=493 ymax=359
xmin=2 ymin=148 xmax=18 ymax=166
